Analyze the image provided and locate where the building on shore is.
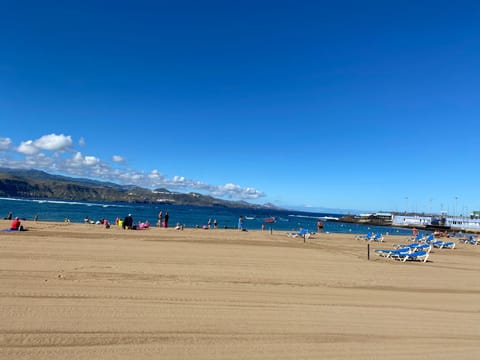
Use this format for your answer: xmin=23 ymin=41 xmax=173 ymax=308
xmin=392 ymin=214 xmax=480 ymax=232
xmin=335 ymin=210 xmax=480 ymax=233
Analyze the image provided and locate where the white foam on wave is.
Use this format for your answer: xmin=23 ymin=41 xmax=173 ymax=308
xmin=0 ymin=197 xmax=126 ymax=208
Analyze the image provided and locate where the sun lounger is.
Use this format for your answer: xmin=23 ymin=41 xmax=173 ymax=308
xmin=397 ymin=250 xmax=430 ymax=263
xmin=460 ymin=235 xmax=479 ymax=245
xmin=407 ymin=234 xmax=424 ymax=242
xmin=431 ymin=240 xmax=456 ymax=249
xmin=287 ymin=229 xmax=313 ymax=240
xmin=375 ymin=247 xmax=411 ymax=258
xmin=356 ymin=232 xmax=374 ymax=241
xmin=409 ymin=243 xmax=432 ymax=251
xmin=371 ymin=233 xmax=384 ymax=242
xmin=423 ymin=234 xmax=435 ymax=243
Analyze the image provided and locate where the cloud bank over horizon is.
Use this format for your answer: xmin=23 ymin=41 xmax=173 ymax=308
xmin=0 ymin=134 xmax=265 ymax=201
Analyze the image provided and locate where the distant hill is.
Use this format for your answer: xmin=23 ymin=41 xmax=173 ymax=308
xmin=0 ymin=168 xmax=281 ymax=210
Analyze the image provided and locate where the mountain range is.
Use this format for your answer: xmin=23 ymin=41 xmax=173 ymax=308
xmin=0 ymin=168 xmax=281 ymax=210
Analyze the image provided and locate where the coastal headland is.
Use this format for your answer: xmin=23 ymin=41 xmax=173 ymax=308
xmin=1 ymin=220 xmax=479 ymax=359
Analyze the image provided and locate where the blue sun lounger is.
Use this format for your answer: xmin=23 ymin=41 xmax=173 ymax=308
xmin=397 ymin=250 xmax=429 ymax=263
xmin=375 ymin=247 xmax=410 ymax=258
xmin=356 ymin=232 xmax=374 ymax=241
xmin=431 ymin=240 xmax=456 ymax=249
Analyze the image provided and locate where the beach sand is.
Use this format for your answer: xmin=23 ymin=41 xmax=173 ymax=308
xmin=1 ymin=220 xmax=479 ymax=359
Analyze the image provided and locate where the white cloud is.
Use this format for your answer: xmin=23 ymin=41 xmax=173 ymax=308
xmin=25 ymin=153 xmax=54 ymax=168
xmin=65 ymin=152 xmax=100 ymax=168
xmin=69 ymin=152 xmax=84 ymax=167
xmin=0 ymin=133 xmax=266 ymax=201
xmin=172 ymin=175 xmax=185 ymax=183
xmin=17 ymin=140 xmax=39 ymax=155
xmin=84 ymin=156 xmax=100 ymax=166
xmin=112 ymin=155 xmax=125 ymax=163
xmin=16 ymin=134 xmax=73 ymax=155
xmin=0 ymin=137 xmax=12 ymax=151
xmin=148 ymin=170 xmax=165 ymax=181
xmin=33 ymin=134 xmax=72 ymax=151
xmin=211 ymin=183 xmax=265 ymax=199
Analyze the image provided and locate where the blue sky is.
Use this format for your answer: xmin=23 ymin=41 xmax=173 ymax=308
xmin=1 ymin=0 xmax=479 ymax=215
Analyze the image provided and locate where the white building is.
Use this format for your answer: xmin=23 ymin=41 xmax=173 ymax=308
xmin=392 ymin=214 xmax=480 ymax=232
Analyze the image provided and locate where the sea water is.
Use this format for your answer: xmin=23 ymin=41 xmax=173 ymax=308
xmin=0 ymin=197 xmax=412 ymax=236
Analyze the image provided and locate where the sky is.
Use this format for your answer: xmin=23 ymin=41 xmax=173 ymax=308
xmin=1 ymin=0 xmax=479 ymax=215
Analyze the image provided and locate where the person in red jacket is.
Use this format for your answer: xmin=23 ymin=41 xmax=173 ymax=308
xmin=10 ymin=217 xmax=22 ymax=230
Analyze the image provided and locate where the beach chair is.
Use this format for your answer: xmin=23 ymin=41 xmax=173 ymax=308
xmin=397 ymin=250 xmax=430 ymax=263
xmin=287 ymin=228 xmax=313 ymax=240
xmin=371 ymin=233 xmax=384 ymax=242
xmin=460 ymin=235 xmax=479 ymax=245
xmin=408 ymin=233 xmax=424 ymax=242
xmin=423 ymin=234 xmax=435 ymax=243
xmin=392 ymin=242 xmax=429 ymax=251
xmin=431 ymin=240 xmax=456 ymax=249
xmin=375 ymin=247 xmax=411 ymax=258
xmin=356 ymin=232 xmax=374 ymax=241
xmin=408 ymin=243 xmax=432 ymax=252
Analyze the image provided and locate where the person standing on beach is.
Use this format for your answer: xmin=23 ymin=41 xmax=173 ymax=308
xmin=157 ymin=211 xmax=163 ymax=227
xmin=123 ymin=213 xmax=134 ymax=229
xmin=213 ymin=219 xmax=217 ymax=229
xmin=412 ymin=227 xmax=418 ymax=237
xmin=164 ymin=212 xmax=169 ymax=228
xmin=238 ymin=216 xmax=244 ymax=231
xmin=317 ymin=219 xmax=324 ymax=233
xmin=208 ymin=218 xmax=212 ymax=229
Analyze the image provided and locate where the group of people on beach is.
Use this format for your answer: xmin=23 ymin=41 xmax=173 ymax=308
xmin=156 ymin=211 xmax=169 ymax=228
xmin=4 ymin=209 xmax=327 ymax=234
xmin=116 ymin=214 xmax=151 ymax=230
xmin=4 ymin=211 xmax=25 ymax=231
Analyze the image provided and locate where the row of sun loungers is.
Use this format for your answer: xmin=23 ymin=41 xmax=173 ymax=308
xmin=355 ymin=232 xmax=384 ymax=242
xmin=371 ymin=231 xmax=465 ymax=263
xmin=396 ymin=237 xmax=456 ymax=250
xmin=459 ymin=235 xmax=479 ymax=245
xmin=408 ymin=233 xmax=479 ymax=246
xmin=375 ymin=246 xmax=430 ymax=262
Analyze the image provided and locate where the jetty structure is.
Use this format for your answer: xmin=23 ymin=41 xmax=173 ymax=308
xmin=333 ymin=211 xmax=480 ymax=233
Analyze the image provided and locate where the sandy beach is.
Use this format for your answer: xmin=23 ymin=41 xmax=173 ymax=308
xmin=1 ymin=220 xmax=479 ymax=359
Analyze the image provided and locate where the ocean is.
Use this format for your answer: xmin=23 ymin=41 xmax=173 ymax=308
xmin=0 ymin=197 xmax=412 ymax=236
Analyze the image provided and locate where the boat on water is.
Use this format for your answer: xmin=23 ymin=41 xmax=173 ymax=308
xmin=320 ymin=216 xmax=340 ymax=222
xmin=244 ymin=216 xmax=256 ymax=220
xmin=263 ymin=217 xmax=276 ymax=223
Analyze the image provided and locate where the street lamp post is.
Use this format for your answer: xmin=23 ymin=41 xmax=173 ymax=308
xmin=454 ymin=196 xmax=458 ymax=218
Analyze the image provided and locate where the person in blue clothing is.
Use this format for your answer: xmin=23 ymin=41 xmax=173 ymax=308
xmin=238 ymin=216 xmax=244 ymax=231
